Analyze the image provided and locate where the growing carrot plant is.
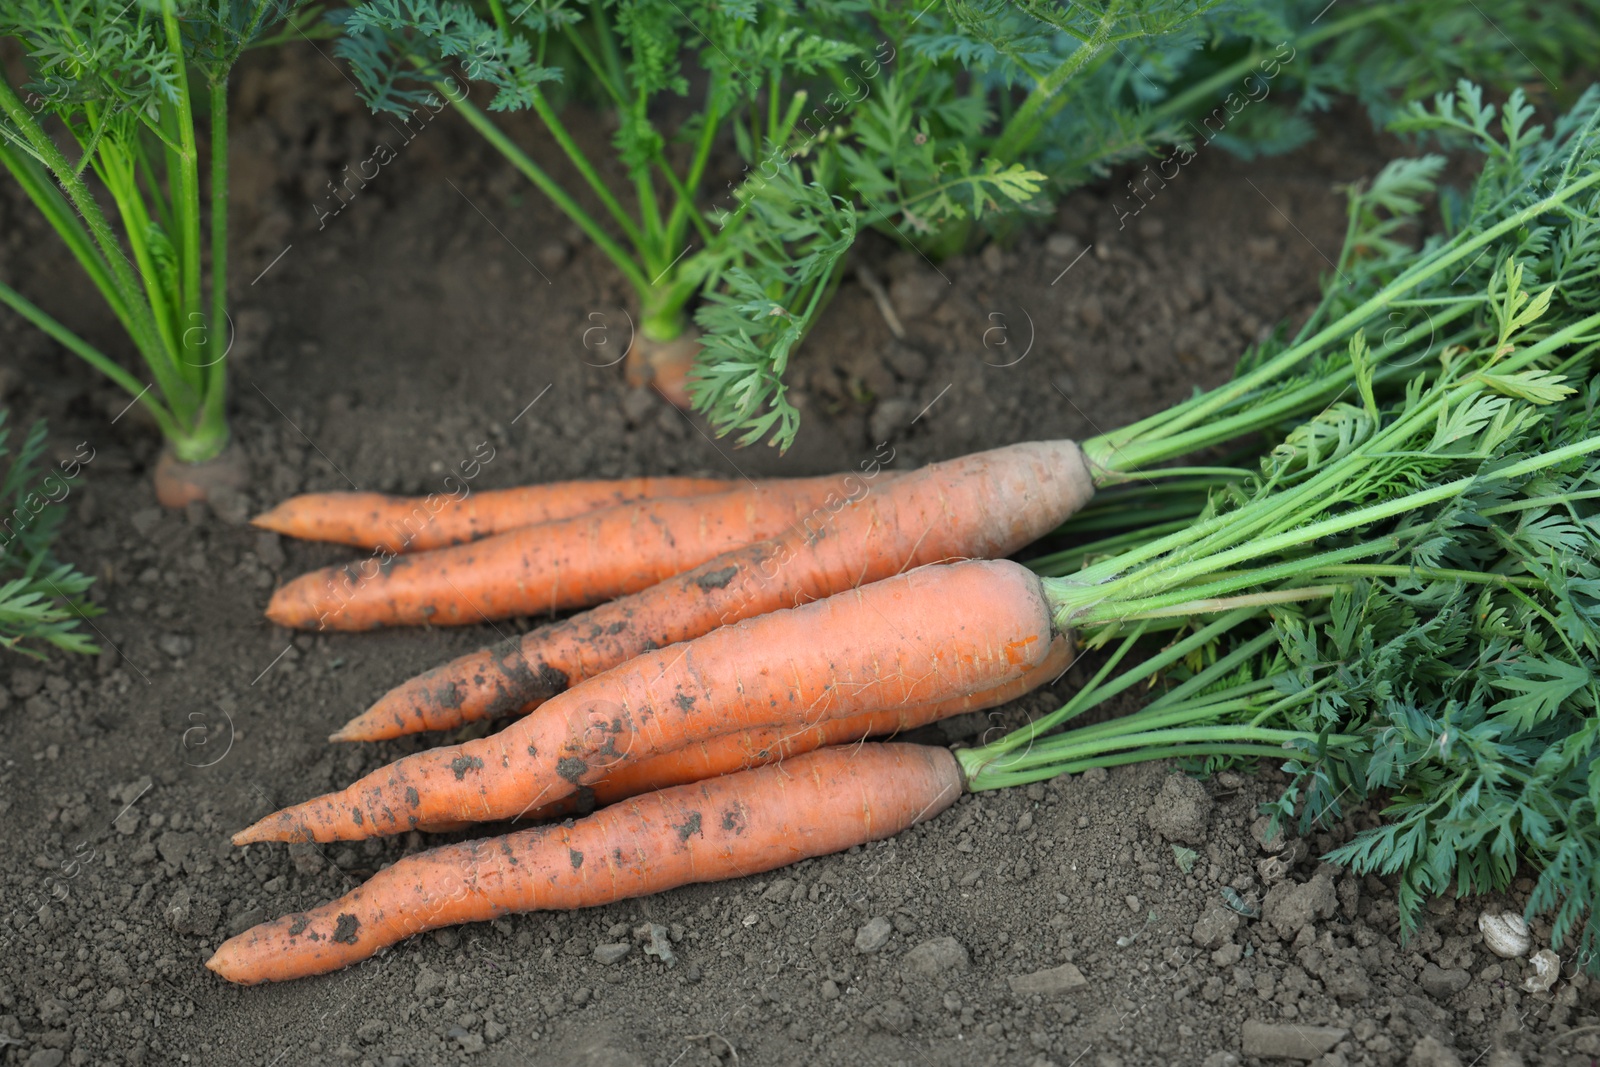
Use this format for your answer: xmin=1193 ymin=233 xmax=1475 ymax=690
xmin=0 ymin=411 xmax=97 ymax=659
xmin=0 ymin=0 xmax=308 ymax=492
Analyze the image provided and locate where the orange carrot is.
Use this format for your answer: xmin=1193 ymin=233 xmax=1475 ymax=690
xmin=264 ymin=474 xmax=881 ymax=631
xmin=209 ymin=742 xmax=962 ymax=983
xmin=412 ymin=640 xmax=1064 ymax=834
xmin=337 ymin=439 xmax=1093 ymax=739
xmin=528 ymin=632 xmax=1071 ymax=820
xmin=251 ymin=476 xmax=739 ymax=553
xmin=236 ymin=559 xmax=1054 ymax=843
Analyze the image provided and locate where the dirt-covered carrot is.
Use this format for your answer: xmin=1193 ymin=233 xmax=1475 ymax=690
xmin=251 ymin=476 xmax=740 ymax=553
xmin=236 ymin=559 xmax=1055 ymax=843
xmin=209 ymin=742 xmax=962 ymax=983
xmin=335 ymin=440 xmax=1094 ymax=740
xmin=526 ymin=633 xmax=1071 ymax=820
xmin=263 ymin=474 xmax=877 ymax=631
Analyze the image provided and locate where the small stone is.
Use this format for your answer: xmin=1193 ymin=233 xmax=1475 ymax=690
xmin=1262 ymin=869 xmax=1338 ymax=940
xmin=27 ymin=1050 xmax=65 ymax=1067
xmin=157 ymin=633 xmax=194 ymax=658
xmin=1419 ymin=965 xmax=1471 ymax=1000
xmin=821 ymin=979 xmax=840 ymax=1000
xmin=456 ymin=1032 xmax=485 ymax=1053
xmin=761 ymin=878 xmax=795 ymax=903
xmin=1406 ymin=1035 xmax=1463 ymax=1067
xmin=164 ymin=885 xmax=219 ymax=935
xmin=413 ymin=968 xmax=445 ymax=998
xmin=1192 ymin=906 xmax=1241 ymax=950
xmin=855 ymin=916 xmax=893 ymax=954
xmin=129 ymin=508 xmax=163 ymax=538
xmin=1045 ymin=233 xmax=1083 ymax=259
xmin=1007 ymin=963 xmax=1089 ymax=996
xmin=227 ymin=906 xmax=267 ymax=937
xmin=593 ymin=943 xmax=631 ymax=965
xmin=1145 ymin=772 xmax=1212 ymax=844
xmin=621 ymin=388 xmax=656 ymax=425
xmin=1251 ymin=816 xmax=1287 ymax=852
xmin=288 ymin=841 xmax=323 ymax=874
xmin=870 ymin=397 xmax=920 ymax=444
xmin=1211 ymin=943 xmax=1243 ymax=967
xmin=535 ymin=241 xmax=569 ymax=272
xmin=207 ymin=486 xmax=251 ymax=525
xmin=1240 ymin=1020 xmax=1347 ymax=1060
xmin=901 ymin=937 xmax=970 ymax=980
xmin=883 ymin=342 xmax=929 ymax=381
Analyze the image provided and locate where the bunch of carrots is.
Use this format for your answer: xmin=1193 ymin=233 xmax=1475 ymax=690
xmin=211 ymin=85 xmax=1600 ymax=983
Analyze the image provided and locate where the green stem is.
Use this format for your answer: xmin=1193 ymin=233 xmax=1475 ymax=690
xmin=991 ymin=0 xmax=1122 ymax=161
xmin=199 ymin=75 xmax=230 ymax=456
xmin=961 ymin=743 xmax=1303 ymax=791
xmin=445 ymin=87 xmax=652 ymax=300
xmin=1089 ymin=165 xmax=1600 ymax=471
xmin=0 ymin=282 xmax=178 ymax=441
xmin=162 ymin=0 xmax=205 ymax=379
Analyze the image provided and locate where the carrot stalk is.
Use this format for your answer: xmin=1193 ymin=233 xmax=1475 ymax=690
xmin=209 ymin=743 xmax=963 ymax=983
xmin=251 ymin=477 xmax=741 ymax=553
xmin=336 ymin=439 xmax=1094 ymax=739
xmin=263 ymin=474 xmax=884 ymax=631
xmin=236 ymin=559 xmax=1055 ymax=843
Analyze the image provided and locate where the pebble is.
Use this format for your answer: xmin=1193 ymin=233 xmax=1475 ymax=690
xmin=821 ymin=979 xmax=840 ymax=1000
xmin=26 ymin=1050 xmax=64 ymax=1067
xmin=855 ymin=916 xmax=893 ymax=954
xmin=1262 ymin=869 xmax=1338 ymax=940
xmin=1191 ymin=905 xmax=1242 ymax=950
xmin=1419 ymin=964 xmax=1471 ymax=1000
xmin=761 ymin=878 xmax=795 ymax=903
xmin=1407 ymin=1035 xmax=1463 ymax=1067
xmin=1045 ymin=233 xmax=1083 ymax=259
xmin=593 ymin=943 xmax=631 ymax=965
xmin=1240 ymin=1020 xmax=1346 ymax=1060
xmin=900 ymin=937 xmax=970 ymax=980
xmin=1145 ymin=772 xmax=1213 ymax=844
xmin=1007 ymin=963 xmax=1088 ymax=996
xmin=413 ymin=968 xmax=445 ymax=998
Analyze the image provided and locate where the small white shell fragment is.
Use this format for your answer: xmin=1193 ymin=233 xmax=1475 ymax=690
xmin=1522 ymin=949 xmax=1559 ymax=993
xmin=1477 ymin=912 xmax=1531 ymax=958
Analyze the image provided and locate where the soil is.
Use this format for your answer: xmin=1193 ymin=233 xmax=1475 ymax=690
xmin=2 ymin=40 xmax=1597 ymax=1067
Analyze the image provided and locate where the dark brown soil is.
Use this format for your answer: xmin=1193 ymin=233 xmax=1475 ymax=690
xmin=2 ymin=41 xmax=1596 ymax=1067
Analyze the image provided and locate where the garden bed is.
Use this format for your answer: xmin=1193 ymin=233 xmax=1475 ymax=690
xmin=0 ymin=41 xmax=1594 ymax=1067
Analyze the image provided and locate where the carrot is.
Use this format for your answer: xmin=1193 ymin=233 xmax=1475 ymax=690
xmin=336 ymin=439 xmax=1093 ymax=740
xmin=413 ymin=638 xmax=1065 ymax=834
xmin=526 ymin=632 xmax=1071 ymax=821
xmin=210 ymin=742 xmax=960 ymax=983
xmin=251 ymin=476 xmax=739 ymax=553
xmin=264 ymin=474 xmax=881 ymax=631
xmin=235 ymin=559 xmax=1054 ymax=843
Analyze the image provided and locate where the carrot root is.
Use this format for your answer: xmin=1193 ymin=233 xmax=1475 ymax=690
xmin=250 ymin=477 xmax=737 ymax=553
xmin=338 ymin=439 xmax=1094 ymax=740
xmin=264 ymin=474 xmax=873 ymax=631
xmin=529 ymin=632 xmax=1072 ymax=821
xmin=237 ymin=559 xmax=1053 ymax=844
xmin=210 ymin=743 xmax=962 ymax=983
xmin=153 ymin=444 xmax=250 ymax=509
